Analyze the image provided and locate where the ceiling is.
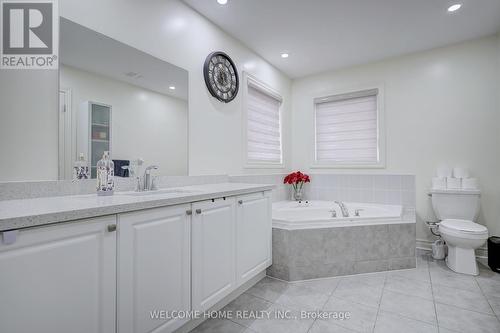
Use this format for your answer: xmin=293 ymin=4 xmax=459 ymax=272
xmin=183 ymin=0 xmax=500 ymax=78
xmin=60 ymin=18 xmax=188 ymax=100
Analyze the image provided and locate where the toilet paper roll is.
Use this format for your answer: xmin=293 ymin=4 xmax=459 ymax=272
xmin=437 ymin=166 xmax=452 ymax=178
xmin=453 ymin=167 xmax=470 ymax=179
xmin=462 ymin=178 xmax=479 ymax=190
xmin=446 ymin=177 xmax=461 ymax=189
xmin=432 ymin=177 xmax=447 ymax=190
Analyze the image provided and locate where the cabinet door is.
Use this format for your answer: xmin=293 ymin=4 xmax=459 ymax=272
xmin=192 ymin=198 xmax=236 ymax=312
xmin=236 ymin=191 xmax=272 ymax=284
xmin=0 ymin=216 xmax=116 ymax=333
xmin=118 ymin=204 xmax=191 ymax=333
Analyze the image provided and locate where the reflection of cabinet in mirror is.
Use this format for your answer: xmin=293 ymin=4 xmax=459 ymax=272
xmin=77 ymin=102 xmax=112 ymax=178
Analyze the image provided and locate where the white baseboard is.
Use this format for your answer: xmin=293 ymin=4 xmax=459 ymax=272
xmin=416 ymin=238 xmax=488 ymax=259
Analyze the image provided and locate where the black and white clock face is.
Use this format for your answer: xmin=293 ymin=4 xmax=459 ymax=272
xmin=203 ymin=52 xmax=239 ymax=103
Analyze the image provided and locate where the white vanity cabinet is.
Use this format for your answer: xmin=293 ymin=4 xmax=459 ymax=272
xmin=0 ymin=216 xmax=117 ymax=333
xmin=236 ymin=191 xmax=272 ymax=285
xmin=191 ymin=191 xmax=272 ymax=312
xmin=0 ymin=187 xmax=272 ymax=333
xmin=192 ymin=197 xmax=237 ymax=312
xmin=117 ymin=204 xmax=191 ymax=333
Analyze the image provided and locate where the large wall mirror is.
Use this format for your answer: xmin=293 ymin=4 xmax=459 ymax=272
xmin=59 ymin=18 xmax=188 ymax=180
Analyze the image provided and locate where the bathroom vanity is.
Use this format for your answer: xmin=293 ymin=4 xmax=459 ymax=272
xmin=0 ymin=16 xmax=274 ymax=333
xmin=0 ymin=183 xmax=273 ymax=333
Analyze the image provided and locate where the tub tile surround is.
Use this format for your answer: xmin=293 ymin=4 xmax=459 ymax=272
xmin=192 ymin=253 xmax=500 ymax=333
xmin=269 ymin=223 xmax=416 ymax=281
xmin=229 ymin=173 xmax=416 ymax=208
xmin=230 ymin=173 xmax=417 ymax=281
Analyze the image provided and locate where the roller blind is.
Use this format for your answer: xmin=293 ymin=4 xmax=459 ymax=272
xmin=315 ymin=89 xmax=379 ymax=163
xmin=247 ymin=84 xmax=282 ymax=164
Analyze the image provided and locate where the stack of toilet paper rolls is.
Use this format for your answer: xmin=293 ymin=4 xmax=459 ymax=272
xmin=432 ymin=166 xmax=478 ymax=190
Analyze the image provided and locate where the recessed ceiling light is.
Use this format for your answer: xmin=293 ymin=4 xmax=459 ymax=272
xmin=281 ymin=53 xmax=289 ymax=58
xmin=447 ymin=4 xmax=462 ymax=12
xmin=169 ymin=86 xmax=176 ymax=90
xmin=217 ymin=0 xmax=228 ymax=5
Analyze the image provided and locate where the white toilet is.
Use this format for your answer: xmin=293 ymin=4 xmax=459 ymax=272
xmin=430 ymin=189 xmax=488 ymax=275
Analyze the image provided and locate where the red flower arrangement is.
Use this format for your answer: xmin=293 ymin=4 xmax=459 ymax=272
xmin=284 ymin=171 xmax=311 ymax=201
xmin=284 ymin=171 xmax=311 ymax=186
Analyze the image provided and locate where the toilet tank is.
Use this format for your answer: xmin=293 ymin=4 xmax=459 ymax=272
xmin=430 ymin=189 xmax=480 ymax=221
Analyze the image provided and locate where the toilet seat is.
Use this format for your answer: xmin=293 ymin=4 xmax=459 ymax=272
xmin=440 ymin=219 xmax=488 ymax=238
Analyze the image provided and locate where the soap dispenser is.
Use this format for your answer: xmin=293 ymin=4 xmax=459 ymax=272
xmin=96 ymin=151 xmax=114 ymax=196
xmin=73 ymin=153 xmax=90 ymax=180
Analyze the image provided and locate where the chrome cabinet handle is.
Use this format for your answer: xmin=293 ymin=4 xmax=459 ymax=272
xmin=186 ymin=210 xmax=192 ymax=216
xmin=107 ymin=224 xmax=117 ymax=232
xmin=195 ymin=209 xmax=202 ymax=214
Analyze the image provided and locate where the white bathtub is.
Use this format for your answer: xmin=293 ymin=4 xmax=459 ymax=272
xmin=272 ymin=200 xmax=407 ymax=229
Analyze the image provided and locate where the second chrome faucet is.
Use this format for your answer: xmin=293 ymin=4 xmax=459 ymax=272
xmin=135 ymin=165 xmax=159 ymax=191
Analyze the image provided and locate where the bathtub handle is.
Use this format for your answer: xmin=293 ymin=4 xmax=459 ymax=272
xmin=238 ymin=200 xmax=243 ymax=205
xmin=354 ymin=209 xmax=364 ymax=217
xmin=329 ymin=209 xmax=337 ymax=218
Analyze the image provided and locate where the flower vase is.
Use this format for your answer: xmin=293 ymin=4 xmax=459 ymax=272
xmin=284 ymin=171 xmax=311 ymax=202
xmin=293 ymin=186 xmax=304 ymax=201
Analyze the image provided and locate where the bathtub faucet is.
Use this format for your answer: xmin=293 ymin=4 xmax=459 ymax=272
xmin=334 ymin=201 xmax=349 ymax=217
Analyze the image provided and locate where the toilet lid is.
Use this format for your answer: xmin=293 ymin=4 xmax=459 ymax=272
xmin=440 ymin=219 xmax=488 ymax=234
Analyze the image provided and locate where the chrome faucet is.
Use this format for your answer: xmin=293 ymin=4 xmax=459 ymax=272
xmin=141 ymin=165 xmax=159 ymax=191
xmin=334 ymin=201 xmax=349 ymax=217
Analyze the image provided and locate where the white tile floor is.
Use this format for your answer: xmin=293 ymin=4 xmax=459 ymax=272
xmin=190 ymin=252 xmax=500 ymax=333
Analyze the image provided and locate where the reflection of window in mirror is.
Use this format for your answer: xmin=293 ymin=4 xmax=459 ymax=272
xmin=56 ymin=18 xmax=188 ymax=181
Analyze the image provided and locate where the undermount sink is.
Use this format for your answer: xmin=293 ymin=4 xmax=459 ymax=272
xmin=118 ymin=188 xmax=201 ymax=196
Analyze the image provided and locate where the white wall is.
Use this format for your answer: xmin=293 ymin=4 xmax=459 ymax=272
xmin=0 ymin=70 xmax=59 ymax=181
xmin=59 ymin=0 xmax=292 ymax=176
xmin=0 ymin=0 xmax=291 ymax=181
xmin=60 ymin=65 xmax=188 ymax=176
xmin=292 ymin=36 xmax=500 ymax=241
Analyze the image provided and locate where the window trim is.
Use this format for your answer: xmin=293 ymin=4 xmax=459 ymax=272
xmin=242 ymin=72 xmax=285 ymax=169
xmin=311 ymin=84 xmax=386 ymax=169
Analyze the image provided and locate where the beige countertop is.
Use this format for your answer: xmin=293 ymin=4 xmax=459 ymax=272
xmin=0 ymin=183 xmax=274 ymax=231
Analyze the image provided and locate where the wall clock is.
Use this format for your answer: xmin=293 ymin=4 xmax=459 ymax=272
xmin=203 ymin=51 xmax=239 ymax=103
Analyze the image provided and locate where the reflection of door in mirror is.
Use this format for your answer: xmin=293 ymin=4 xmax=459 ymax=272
xmin=58 ymin=89 xmax=72 ymax=180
